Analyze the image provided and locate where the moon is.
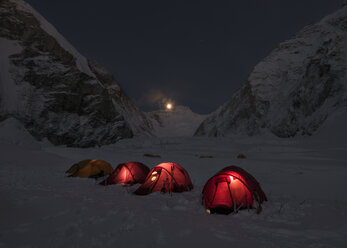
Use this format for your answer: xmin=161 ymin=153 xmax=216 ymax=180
xmin=166 ymin=103 xmax=173 ymax=110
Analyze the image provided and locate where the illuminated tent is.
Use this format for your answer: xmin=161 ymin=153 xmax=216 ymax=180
xmin=134 ymin=162 xmax=193 ymax=195
xmin=202 ymin=166 xmax=267 ymax=214
xmin=66 ymin=159 xmax=113 ymax=179
xmin=99 ymin=162 xmax=150 ymax=185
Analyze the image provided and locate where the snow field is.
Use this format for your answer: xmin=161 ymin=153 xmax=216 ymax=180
xmin=0 ymin=130 xmax=346 ymax=248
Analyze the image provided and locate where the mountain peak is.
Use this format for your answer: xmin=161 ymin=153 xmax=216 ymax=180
xmin=0 ymin=0 xmax=153 ymax=146
xmin=195 ymin=3 xmax=347 ymax=138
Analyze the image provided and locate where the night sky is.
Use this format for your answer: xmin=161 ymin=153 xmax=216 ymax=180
xmin=25 ymin=0 xmax=343 ymax=114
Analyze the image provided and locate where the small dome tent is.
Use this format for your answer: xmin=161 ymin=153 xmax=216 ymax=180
xmin=202 ymin=166 xmax=267 ymax=214
xmin=99 ymin=162 xmax=150 ymax=185
xmin=66 ymin=160 xmax=113 ymax=179
xmin=134 ymin=162 xmax=193 ymax=195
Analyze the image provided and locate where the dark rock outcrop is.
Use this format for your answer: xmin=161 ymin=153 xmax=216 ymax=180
xmin=0 ymin=0 xmax=151 ymax=146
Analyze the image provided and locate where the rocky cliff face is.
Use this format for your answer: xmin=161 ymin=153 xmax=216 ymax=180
xmin=0 ymin=0 xmax=152 ymax=147
xmin=195 ymin=3 xmax=347 ymax=138
xmin=87 ymin=59 xmax=153 ymax=136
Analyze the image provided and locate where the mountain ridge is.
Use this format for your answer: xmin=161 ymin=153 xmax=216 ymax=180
xmin=0 ymin=0 xmax=153 ymax=147
xmin=195 ymin=3 xmax=347 ymax=138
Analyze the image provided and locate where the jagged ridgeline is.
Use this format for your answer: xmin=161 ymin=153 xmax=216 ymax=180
xmin=195 ymin=2 xmax=347 ymax=138
xmin=0 ymin=0 xmax=153 ymax=147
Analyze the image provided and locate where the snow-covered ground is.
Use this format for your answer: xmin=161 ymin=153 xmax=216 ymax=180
xmin=0 ymin=120 xmax=346 ymax=248
xmin=148 ymin=105 xmax=207 ymax=137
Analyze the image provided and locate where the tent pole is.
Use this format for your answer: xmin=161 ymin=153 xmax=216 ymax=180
xmin=226 ymin=181 xmax=236 ymax=213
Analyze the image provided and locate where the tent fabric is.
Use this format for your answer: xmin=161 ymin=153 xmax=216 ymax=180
xmin=134 ymin=162 xmax=193 ymax=195
xmin=65 ymin=163 xmax=82 ymax=175
xmin=66 ymin=160 xmax=113 ymax=178
xmin=202 ymin=166 xmax=267 ymax=214
xmin=99 ymin=162 xmax=150 ymax=185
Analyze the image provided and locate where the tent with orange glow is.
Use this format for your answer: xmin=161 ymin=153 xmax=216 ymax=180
xmin=202 ymin=166 xmax=267 ymax=214
xmin=134 ymin=162 xmax=193 ymax=195
xmin=66 ymin=159 xmax=113 ymax=179
xmin=99 ymin=162 xmax=150 ymax=185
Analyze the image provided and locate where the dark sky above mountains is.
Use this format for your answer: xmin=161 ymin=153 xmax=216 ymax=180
xmin=26 ymin=0 xmax=343 ymax=114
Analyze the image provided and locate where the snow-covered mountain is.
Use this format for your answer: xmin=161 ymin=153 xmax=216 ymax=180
xmin=0 ymin=0 xmax=153 ymax=147
xmin=147 ymin=105 xmax=206 ymax=137
xmin=195 ymin=3 xmax=347 ymax=138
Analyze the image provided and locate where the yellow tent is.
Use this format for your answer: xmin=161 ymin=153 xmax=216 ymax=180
xmin=66 ymin=160 xmax=113 ymax=178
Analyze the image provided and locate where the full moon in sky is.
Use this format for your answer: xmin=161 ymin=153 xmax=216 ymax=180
xmin=166 ymin=103 xmax=173 ymax=110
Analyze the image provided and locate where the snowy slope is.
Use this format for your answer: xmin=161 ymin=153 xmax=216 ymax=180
xmin=87 ymin=59 xmax=154 ymax=137
xmin=196 ymin=3 xmax=347 ymax=138
xmin=12 ymin=0 xmax=94 ymax=77
xmin=0 ymin=0 xmax=153 ymax=147
xmin=0 ymin=117 xmax=40 ymax=149
xmin=147 ymin=105 xmax=206 ymax=137
xmin=0 ymin=122 xmax=346 ymax=247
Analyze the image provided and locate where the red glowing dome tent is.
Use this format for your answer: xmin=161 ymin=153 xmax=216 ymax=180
xmin=202 ymin=166 xmax=267 ymax=214
xmin=99 ymin=162 xmax=150 ymax=185
xmin=134 ymin=162 xmax=193 ymax=195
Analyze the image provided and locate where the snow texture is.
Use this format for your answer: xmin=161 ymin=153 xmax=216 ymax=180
xmin=195 ymin=3 xmax=347 ymax=138
xmin=0 ymin=120 xmax=346 ymax=248
xmin=147 ymin=105 xmax=207 ymax=137
xmin=1 ymin=1 xmax=346 ymax=247
xmin=0 ymin=0 xmax=154 ymax=147
xmin=87 ymin=59 xmax=154 ymax=137
xmin=12 ymin=0 xmax=95 ymax=77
